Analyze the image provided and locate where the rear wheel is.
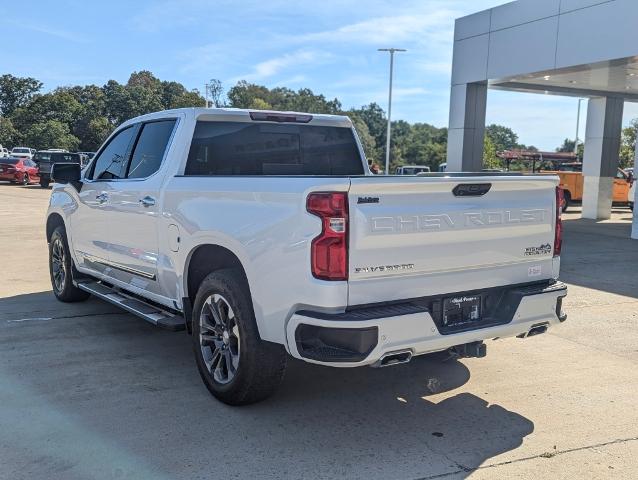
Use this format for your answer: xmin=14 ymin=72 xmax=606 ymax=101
xmin=192 ymin=269 xmax=287 ymax=405
xmin=40 ymin=178 xmax=50 ymax=188
xmin=49 ymin=226 xmax=90 ymax=302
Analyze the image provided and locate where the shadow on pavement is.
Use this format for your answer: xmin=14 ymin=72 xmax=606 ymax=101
xmin=0 ymin=291 xmax=535 ymax=479
xmin=560 ymin=216 xmax=638 ymax=299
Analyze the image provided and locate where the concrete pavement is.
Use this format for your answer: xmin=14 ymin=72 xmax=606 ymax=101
xmin=0 ymin=184 xmax=637 ymax=479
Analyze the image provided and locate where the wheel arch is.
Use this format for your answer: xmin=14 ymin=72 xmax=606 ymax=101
xmin=46 ymin=213 xmax=65 ymax=243
xmin=184 ymin=244 xmax=251 ymax=304
xmin=184 ymin=243 xmax=256 ymax=336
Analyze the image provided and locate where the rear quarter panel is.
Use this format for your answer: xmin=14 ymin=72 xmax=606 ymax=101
xmin=161 ymin=176 xmax=351 ymax=344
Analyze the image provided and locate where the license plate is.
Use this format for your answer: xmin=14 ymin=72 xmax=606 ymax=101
xmin=442 ymin=295 xmax=482 ymax=327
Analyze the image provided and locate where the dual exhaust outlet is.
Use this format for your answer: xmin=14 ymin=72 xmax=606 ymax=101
xmin=373 ymin=322 xmax=550 ymax=368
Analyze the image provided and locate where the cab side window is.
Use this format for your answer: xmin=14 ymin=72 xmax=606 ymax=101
xmin=127 ymin=120 xmax=176 ymax=179
xmin=90 ymin=127 xmax=136 ymax=180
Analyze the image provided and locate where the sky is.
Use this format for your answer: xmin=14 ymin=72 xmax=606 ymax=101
xmin=2 ymin=0 xmax=638 ymax=151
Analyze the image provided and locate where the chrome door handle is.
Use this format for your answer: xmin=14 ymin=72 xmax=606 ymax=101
xmin=96 ymin=193 xmax=108 ymax=204
xmin=139 ymin=196 xmax=156 ymax=207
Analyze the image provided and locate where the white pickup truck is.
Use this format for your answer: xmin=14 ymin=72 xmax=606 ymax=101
xmin=46 ymin=108 xmax=567 ymax=405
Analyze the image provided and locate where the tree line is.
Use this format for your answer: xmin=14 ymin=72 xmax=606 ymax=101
xmin=1 ymin=71 xmax=635 ymax=170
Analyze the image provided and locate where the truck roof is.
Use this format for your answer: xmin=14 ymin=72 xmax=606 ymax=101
xmin=119 ymin=107 xmax=353 ymax=129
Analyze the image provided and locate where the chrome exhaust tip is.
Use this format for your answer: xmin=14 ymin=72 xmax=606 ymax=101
xmin=372 ymin=349 xmax=413 ymax=368
xmin=517 ymin=322 xmax=550 ymax=338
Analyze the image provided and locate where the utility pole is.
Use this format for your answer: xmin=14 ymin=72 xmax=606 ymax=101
xmin=204 ymin=83 xmax=210 ymax=108
xmin=378 ymin=48 xmax=406 ymax=175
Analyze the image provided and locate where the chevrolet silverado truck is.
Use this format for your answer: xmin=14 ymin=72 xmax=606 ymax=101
xmin=46 ymin=108 xmax=567 ymax=405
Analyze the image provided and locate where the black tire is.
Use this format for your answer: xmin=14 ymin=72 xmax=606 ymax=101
xmin=40 ymin=178 xmax=50 ymax=188
xmin=22 ymin=173 xmax=29 ymax=185
xmin=192 ymin=269 xmax=287 ymax=405
xmin=49 ymin=226 xmax=90 ymax=302
xmin=561 ymin=191 xmax=571 ymax=213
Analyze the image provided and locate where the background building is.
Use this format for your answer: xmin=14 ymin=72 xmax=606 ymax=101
xmin=448 ymin=0 xmax=638 ymax=238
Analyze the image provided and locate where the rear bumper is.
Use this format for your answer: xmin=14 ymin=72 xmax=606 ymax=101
xmin=286 ymin=281 xmax=567 ymax=367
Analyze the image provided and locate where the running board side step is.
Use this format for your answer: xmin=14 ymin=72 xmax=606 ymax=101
xmin=77 ymin=281 xmax=185 ymax=331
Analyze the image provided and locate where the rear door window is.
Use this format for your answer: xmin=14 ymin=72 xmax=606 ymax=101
xmin=185 ymin=121 xmax=364 ymax=176
xmin=127 ymin=120 xmax=176 ymax=179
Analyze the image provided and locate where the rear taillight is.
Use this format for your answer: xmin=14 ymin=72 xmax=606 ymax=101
xmin=554 ymin=186 xmax=563 ymax=257
xmin=306 ymin=192 xmax=348 ymax=281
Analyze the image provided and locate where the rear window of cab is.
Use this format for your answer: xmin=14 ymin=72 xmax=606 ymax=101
xmin=185 ymin=121 xmax=364 ymax=176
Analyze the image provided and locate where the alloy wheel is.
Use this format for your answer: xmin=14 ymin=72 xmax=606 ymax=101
xmin=199 ymin=294 xmax=241 ymax=384
xmin=51 ymin=238 xmax=67 ymax=293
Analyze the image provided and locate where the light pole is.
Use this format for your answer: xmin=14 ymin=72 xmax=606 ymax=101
xmin=204 ymin=83 xmax=210 ymax=108
xmin=378 ymin=48 xmax=406 ymax=175
xmin=574 ymin=98 xmax=584 ymax=155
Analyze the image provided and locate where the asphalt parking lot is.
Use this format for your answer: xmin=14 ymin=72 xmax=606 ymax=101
xmin=1 ymin=183 xmax=637 ymax=480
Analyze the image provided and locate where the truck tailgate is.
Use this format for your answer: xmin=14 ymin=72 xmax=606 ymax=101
xmin=347 ymin=175 xmax=560 ymax=306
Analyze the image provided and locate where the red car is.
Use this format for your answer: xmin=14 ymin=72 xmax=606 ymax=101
xmin=0 ymin=157 xmax=40 ymax=185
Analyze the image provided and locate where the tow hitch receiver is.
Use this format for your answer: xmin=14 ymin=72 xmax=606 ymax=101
xmin=447 ymin=341 xmax=486 ymax=359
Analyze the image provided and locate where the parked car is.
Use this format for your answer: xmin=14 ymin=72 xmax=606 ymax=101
xmin=0 ymin=157 xmax=40 ymax=185
xmin=395 ymin=165 xmax=431 ymax=175
xmin=630 ymin=178 xmax=635 ymax=211
xmin=34 ymin=150 xmax=82 ymax=187
xmin=10 ymin=147 xmax=34 ymax=160
xmin=46 ymin=107 xmax=567 ymax=405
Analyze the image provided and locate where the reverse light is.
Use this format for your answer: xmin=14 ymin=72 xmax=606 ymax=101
xmin=306 ymin=192 xmax=348 ymax=281
xmin=554 ymin=186 xmax=563 ymax=257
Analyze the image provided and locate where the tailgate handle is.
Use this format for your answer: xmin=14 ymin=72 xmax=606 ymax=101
xmin=452 ymin=183 xmax=491 ymax=197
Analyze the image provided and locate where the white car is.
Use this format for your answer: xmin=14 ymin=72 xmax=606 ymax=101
xmin=10 ymin=147 xmax=34 ymax=159
xmin=46 ymin=107 xmax=567 ymax=405
xmin=395 ymin=165 xmax=431 ymax=175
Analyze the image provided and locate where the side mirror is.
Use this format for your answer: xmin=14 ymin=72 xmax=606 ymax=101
xmin=51 ymin=162 xmax=82 ymax=188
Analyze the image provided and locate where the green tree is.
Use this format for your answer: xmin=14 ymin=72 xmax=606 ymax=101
xmin=162 ymin=81 xmax=205 ymax=109
xmin=81 ymin=116 xmax=112 ymax=151
xmin=0 ymin=117 xmax=21 ymax=147
xmin=349 ymin=115 xmax=379 ymax=166
xmin=483 ymin=135 xmax=501 ymax=169
xmin=11 ymin=89 xmax=83 ymax=131
xmin=556 ymin=138 xmax=576 ymax=153
xmin=205 ymin=79 xmax=224 ymax=107
xmin=485 ymin=124 xmax=519 ymax=151
xmin=227 ymin=81 xmax=270 ymax=109
xmin=0 ymin=74 xmax=42 ymax=116
xmin=620 ymin=119 xmax=638 ymax=169
xmin=23 ymin=120 xmax=80 ymax=151
xmin=348 ymin=103 xmax=386 ymax=147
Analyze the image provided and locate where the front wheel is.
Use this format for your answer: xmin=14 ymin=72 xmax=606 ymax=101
xmin=49 ymin=226 xmax=90 ymax=302
xmin=22 ymin=173 xmax=29 ymax=185
xmin=192 ymin=269 xmax=287 ymax=405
